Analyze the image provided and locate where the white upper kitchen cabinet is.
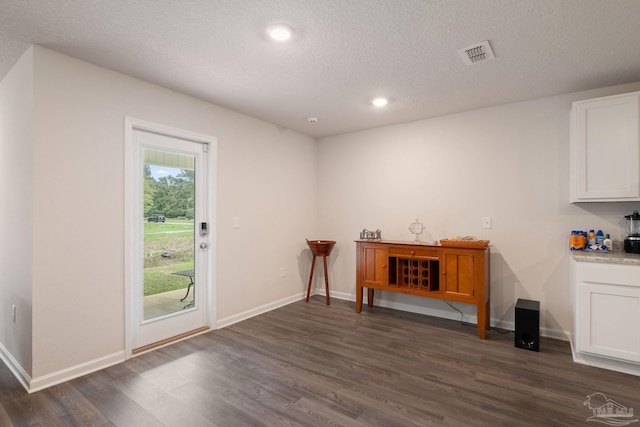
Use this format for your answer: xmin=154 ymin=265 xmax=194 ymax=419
xmin=570 ymin=91 xmax=640 ymax=202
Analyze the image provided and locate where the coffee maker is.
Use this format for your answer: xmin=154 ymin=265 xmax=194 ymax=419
xmin=624 ymin=210 xmax=640 ymax=254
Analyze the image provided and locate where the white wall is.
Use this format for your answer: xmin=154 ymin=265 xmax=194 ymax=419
xmin=27 ymin=46 xmax=316 ymax=381
xmin=317 ymin=81 xmax=640 ymax=339
xmin=0 ymin=47 xmax=34 ymax=379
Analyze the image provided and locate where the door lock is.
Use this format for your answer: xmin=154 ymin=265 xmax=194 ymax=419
xmin=200 ymin=242 xmax=208 ymax=249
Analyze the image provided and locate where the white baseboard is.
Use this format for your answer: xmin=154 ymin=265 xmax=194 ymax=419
xmin=0 ymin=342 xmax=31 ymax=392
xmin=572 ymin=345 xmax=640 ymax=377
xmin=540 ymin=327 xmax=570 ymax=341
xmin=321 ymin=288 xmax=570 ymax=342
xmin=0 ymin=341 xmax=125 ymax=393
xmin=216 ymin=292 xmax=305 ymax=329
xmin=29 ymin=351 xmax=125 ymax=393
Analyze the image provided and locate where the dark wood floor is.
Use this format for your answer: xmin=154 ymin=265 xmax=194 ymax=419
xmin=2 ymin=296 xmax=640 ymax=426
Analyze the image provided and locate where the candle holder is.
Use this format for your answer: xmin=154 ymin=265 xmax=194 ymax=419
xmin=409 ymin=219 xmax=425 ymax=241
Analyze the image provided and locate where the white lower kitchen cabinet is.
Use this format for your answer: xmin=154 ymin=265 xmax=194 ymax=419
xmin=572 ymin=254 xmax=640 ymax=376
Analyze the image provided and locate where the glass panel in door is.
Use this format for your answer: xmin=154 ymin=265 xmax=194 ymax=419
xmin=143 ymin=149 xmax=196 ymax=320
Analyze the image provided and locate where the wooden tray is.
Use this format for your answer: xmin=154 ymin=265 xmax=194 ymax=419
xmin=439 ymin=239 xmax=490 ymax=248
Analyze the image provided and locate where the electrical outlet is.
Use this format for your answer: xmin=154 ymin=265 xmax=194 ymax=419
xmin=233 ymin=216 xmax=240 ymax=229
xmin=12 ymin=304 xmax=16 ymax=323
xmin=482 ymin=216 xmax=492 ymax=229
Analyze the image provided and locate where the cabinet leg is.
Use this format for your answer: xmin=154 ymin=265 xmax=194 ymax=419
xmin=485 ymin=300 xmax=490 ymax=331
xmin=368 ymin=288 xmax=374 ymax=307
xmin=323 ymin=255 xmax=330 ymax=305
xmin=356 ymin=286 xmax=363 ymax=312
xmin=477 ymin=301 xmax=487 ymax=339
xmin=306 ymin=255 xmax=316 ymax=302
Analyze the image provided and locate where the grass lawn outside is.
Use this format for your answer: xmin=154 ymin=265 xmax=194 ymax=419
xmin=143 ymin=218 xmax=195 ymax=296
xmin=144 ymin=261 xmax=194 ymax=296
xmin=144 ymin=219 xmax=194 ymax=242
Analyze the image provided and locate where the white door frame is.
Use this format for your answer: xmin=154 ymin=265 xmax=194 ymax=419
xmin=124 ymin=117 xmax=217 ymax=358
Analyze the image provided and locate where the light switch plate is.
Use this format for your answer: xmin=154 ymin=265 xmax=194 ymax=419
xmin=482 ymin=216 xmax=492 ymax=229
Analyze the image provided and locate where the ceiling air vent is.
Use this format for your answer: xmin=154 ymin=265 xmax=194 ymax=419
xmin=458 ymin=40 xmax=495 ymax=65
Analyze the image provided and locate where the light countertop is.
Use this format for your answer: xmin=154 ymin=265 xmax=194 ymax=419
xmin=572 ymin=250 xmax=640 ymax=265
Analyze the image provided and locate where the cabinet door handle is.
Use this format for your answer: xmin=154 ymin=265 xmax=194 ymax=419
xmin=382 ymin=264 xmax=387 ymax=269
xmin=411 ymin=251 xmax=415 ymax=255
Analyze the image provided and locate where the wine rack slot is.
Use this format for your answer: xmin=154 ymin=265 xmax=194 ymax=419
xmin=395 ymin=257 xmax=439 ymax=292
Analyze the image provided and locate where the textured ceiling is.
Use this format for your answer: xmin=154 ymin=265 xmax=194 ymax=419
xmin=2 ymin=0 xmax=640 ymax=138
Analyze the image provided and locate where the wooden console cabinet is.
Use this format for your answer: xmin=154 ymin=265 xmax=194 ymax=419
xmin=355 ymin=240 xmax=490 ymax=339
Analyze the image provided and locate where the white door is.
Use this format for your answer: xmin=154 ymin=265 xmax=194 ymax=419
xmin=125 ymin=118 xmax=216 ymax=352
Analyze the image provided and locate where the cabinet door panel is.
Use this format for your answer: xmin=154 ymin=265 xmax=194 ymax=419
xmin=442 ymin=251 xmax=474 ymax=299
xmin=579 ymin=282 xmax=640 ymax=362
xmin=362 ymin=245 xmax=388 ymax=286
xmin=571 ymin=93 xmax=640 ymax=201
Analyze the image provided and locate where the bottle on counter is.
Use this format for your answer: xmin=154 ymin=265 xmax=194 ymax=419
xmin=588 ymin=230 xmax=596 ymax=246
xmin=604 ymin=234 xmax=613 ymax=251
xmin=570 ymin=230 xmax=586 ymax=250
xmin=570 ymin=230 xmax=578 ymax=250
xmin=596 ymin=230 xmax=604 ymax=246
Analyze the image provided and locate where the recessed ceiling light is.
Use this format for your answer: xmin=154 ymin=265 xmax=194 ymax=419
xmin=372 ymin=97 xmax=388 ymax=107
xmin=267 ymin=25 xmax=292 ymax=42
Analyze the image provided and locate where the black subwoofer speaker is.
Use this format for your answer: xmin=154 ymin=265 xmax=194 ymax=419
xmin=515 ymin=299 xmax=540 ymax=352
